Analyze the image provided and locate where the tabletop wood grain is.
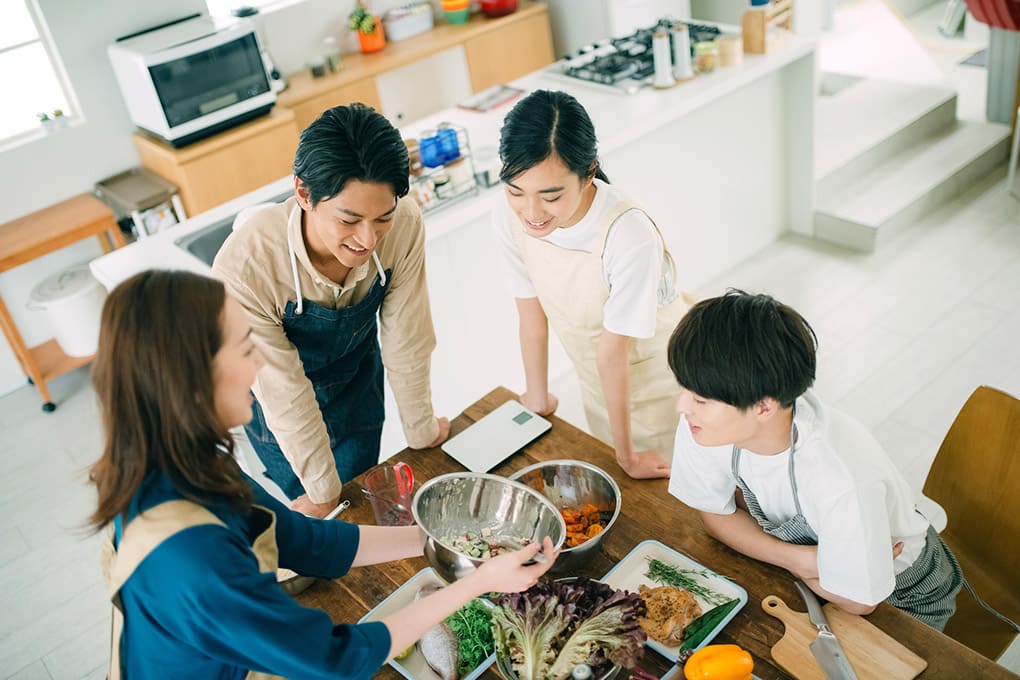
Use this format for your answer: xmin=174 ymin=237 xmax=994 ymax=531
xmin=297 ymin=386 xmax=1017 ymax=680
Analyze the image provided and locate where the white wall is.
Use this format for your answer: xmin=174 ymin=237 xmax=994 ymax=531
xmin=0 ymin=0 xmax=205 ymax=395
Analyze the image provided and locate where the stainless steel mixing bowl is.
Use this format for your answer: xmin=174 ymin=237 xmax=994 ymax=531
xmin=412 ymin=471 xmax=567 ymax=583
xmin=509 ymin=459 xmax=621 ymax=574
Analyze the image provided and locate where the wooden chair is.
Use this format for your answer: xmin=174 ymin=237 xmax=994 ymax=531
xmin=923 ymin=386 xmax=1020 ymax=659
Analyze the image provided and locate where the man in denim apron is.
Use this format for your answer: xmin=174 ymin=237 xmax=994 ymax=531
xmin=215 ymin=104 xmax=449 ymax=518
xmin=666 ymin=291 xmax=963 ymax=629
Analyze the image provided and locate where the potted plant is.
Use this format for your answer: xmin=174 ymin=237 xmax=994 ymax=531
xmin=37 ymin=109 xmax=68 ymax=134
xmin=348 ymin=1 xmax=385 ymax=53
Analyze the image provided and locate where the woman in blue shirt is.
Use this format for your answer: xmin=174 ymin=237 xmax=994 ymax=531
xmin=88 ymin=270 xmax=555 ymax=679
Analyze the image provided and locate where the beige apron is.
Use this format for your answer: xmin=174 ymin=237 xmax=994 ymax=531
xmin=510 ymin=199 xmax=690 ymax=456
xmin=101 ymin=500 xmax=285 ymax=680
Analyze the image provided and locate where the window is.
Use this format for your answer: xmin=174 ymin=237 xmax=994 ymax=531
xmin=0 ymin=0 xmax=77 ymax=145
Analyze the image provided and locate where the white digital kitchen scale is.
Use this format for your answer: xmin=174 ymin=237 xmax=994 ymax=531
xmin=441 ymin=400 xmax=552 ymax=473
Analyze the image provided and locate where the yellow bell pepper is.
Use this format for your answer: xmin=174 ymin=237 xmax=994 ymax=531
xmin=683 ymin=644 xmax=754 ymax=680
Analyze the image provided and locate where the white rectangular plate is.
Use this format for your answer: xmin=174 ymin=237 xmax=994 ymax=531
xmin=358 ymin=567 xmax=496 ymax=680
xmin=601 ymin=540 xmax=748 ymax=662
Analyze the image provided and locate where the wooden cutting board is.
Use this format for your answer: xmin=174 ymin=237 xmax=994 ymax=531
xmin=762 ymin=595 xmax=927 ymax=680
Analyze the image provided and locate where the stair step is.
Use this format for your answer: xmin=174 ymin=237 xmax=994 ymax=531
xmin=816 ymin=75 xmax=957 ymax=181
xmin=815 ymin=120 xmax=1010 ymax=251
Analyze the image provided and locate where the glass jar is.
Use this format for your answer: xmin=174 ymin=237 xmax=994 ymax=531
xmin=432 ymin=169 xmax=453 ymax=199
xmin=694 ymin=41 xmax=718 ymax=74
xmin=445 ymin=157 xmax=473 ymax=192
xmin=405 ymin=139 xmax=423 ymax=176
xmin=322 ymin=36 xmax=342 ymax=72
xmin=436 ymin=123 xmax=461 ymax=163
xmin=419 ymin=130 xmax=443 ymax=168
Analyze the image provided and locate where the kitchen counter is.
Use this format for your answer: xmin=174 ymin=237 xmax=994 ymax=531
xmin=90 ymin=32 xmax=815 ymax=455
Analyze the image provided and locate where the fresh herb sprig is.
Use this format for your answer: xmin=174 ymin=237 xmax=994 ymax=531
xmin=445 ymin=599 xmax=495 ymax=675
xmin=645 ymin=558 xmax=730 ymax=606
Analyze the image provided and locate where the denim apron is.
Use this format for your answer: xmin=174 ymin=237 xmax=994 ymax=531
xmin=246 ymin=222 xmax=391 ymax=499
xmin=731 ymin=416 xmax=964 ymax=630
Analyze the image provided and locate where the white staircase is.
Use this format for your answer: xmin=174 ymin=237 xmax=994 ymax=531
xmin=813 ymin=74 xmax=1011 ymax=252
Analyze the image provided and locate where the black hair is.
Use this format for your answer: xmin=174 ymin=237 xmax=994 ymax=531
xmin=667 ymin=289 xmax=818 ymax=409
xmin=498 ymin=90 xmax=609 ymax=184
xmin=292 ymin=103 xmax=409 ymax=207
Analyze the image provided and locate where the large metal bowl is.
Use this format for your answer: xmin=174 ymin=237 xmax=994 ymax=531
xmin=412 ymin=472 xmax=567 ymax=583
xmin=509 ymin=460 xmax=621 ymax=574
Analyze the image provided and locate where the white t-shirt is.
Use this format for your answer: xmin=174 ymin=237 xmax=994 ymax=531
xmin=668 ymin=390 xmax=931 ymax=606
xmin=492 ymin=179 xmax=674 ymax=339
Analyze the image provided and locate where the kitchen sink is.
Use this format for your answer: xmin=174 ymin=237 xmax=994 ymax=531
xmin=175 ymin=191 xmax=292 ymax=266
xmin=175 ymin=217 xmax=236 ymax=267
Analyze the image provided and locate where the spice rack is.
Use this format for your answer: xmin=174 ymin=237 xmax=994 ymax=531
xmin=407 ymin=122 xmax=480 ymax=216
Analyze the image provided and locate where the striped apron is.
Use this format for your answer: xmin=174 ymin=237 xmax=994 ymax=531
xmin=731 ymin=422 xmax=963 ymax=630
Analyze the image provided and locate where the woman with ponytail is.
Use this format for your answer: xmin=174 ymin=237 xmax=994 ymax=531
xmin=493 ymin=89 xmax=690 ymax=479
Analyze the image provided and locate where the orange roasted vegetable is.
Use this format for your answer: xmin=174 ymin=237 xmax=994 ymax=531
xmin=559 ymin=505 xmax=606 ymax=547
xmin=683 ymin=644 xmax=753 ymax=680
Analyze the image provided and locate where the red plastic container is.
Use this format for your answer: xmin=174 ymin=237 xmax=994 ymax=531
xmin=480 ymin=0 xmax=517 ymax=18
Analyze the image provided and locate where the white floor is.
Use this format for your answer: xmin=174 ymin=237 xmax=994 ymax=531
xmin=4 ymin=3 xmax=1020 ymax=677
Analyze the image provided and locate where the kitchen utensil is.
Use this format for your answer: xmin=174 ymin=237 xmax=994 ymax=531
xmin=362 ymin=462 xmax=415 ymax=525
xmin=509 ymin=459 xmax=621 ymax=573
xmin=412 ymin=472 xmax=565 ymax=583
xmin=440 ymin=400 xmax=551 ymax=473
xmin=278 ymin=498 xmax=351 ymax=595
xmin=480 ymin=0 xmax=517 ymax=18
xmin=793 ymin=581 xmax=859 ymax=680
xmin=761 ymin=596 xmax=926 ymax=680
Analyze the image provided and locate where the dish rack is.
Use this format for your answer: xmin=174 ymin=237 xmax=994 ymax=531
xmin=408 ymin=122 xmax=481 ymax=216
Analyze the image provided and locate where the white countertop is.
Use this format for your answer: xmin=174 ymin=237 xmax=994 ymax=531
xmin=90 ymin=31 xmax=814 ymax=289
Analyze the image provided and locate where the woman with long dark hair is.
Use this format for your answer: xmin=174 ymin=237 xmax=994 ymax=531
xmin=494 ymin=90 xmax=689 ymax=479
xmin=90 ymin=270 xmax=554 ymax=679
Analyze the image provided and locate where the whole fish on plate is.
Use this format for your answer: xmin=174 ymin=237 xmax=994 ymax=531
xmin=416 ymin=584 xmax=460 ymax=680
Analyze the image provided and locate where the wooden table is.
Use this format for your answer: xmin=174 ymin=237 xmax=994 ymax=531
xmin=0 ymin=193 xmax=125 ymax=411
xmin=298 ymin=387 xmax=1018 ymax=679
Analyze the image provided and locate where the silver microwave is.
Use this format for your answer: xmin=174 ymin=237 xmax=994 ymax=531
xmin=108 ymin=15 xmax=276 ymax=148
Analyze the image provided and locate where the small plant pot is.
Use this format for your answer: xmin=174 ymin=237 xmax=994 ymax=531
xmin=445 ymin=7 xmax=470 ymax=24
xmin=358 ymin=29 xmax=386 ymax=53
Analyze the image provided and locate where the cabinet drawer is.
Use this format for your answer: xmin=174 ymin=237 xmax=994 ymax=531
xmin=463 ymin=12 xmax=554 ymax=93
xmin=291 ymin=78 xmax=383 ymax=131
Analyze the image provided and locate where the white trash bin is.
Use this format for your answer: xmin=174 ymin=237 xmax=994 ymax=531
xmin=28 ymin=265 xmax=107 ymax=357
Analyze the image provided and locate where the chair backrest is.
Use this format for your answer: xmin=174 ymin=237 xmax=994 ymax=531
xmin=923 ymin=385 xmax=1020 ymax=657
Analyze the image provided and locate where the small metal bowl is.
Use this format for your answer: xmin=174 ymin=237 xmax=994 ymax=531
xmin=509 ymin=460 xmax=621 ymax=574
xmin=277 ymin=569 xmax=316 ymax=596
xmin=412 ymin=472 xmax=567 ymax=583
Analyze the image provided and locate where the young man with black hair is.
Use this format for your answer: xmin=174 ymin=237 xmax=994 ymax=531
xmin=214 ymin=104 xmax=449 ymax=518
xmin=666 ymin=290 xmax=962 ymax=629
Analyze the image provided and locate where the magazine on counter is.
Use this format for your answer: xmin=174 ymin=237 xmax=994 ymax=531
xmin=457 ymin=84 xmax=525 ymax=113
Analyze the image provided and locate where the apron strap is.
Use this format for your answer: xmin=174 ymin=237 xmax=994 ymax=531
xmin=102 ymin=501 xmax=225 ymax=680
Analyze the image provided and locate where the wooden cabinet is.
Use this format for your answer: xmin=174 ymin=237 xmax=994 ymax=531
xmin=464 ymin=10 xmax=554 ymax=93
xmin=287 ymin=77 xmax=383 ymax=132
xmin=278 ymin=1 xmax=553 ymax=129
xmin=133 ymin=108 xmax=299 ymax=216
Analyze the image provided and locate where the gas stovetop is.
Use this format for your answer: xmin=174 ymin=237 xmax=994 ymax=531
xmin=544 ymin=19 xmax=722 ymax=95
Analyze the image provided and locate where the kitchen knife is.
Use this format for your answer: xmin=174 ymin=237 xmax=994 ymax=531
xmin=793 ymin=581 xmax=860 ymax=680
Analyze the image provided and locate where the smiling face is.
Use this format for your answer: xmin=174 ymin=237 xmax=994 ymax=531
xmin=503 ymin=154 xmax=595 ymax=238
xmin=212 ymin=297 xmax=265 ymax=431
xmin=296 ymin=178 xmax=397 ymax=270
xmin=676 ymin=388 xmax=761 ymax=448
